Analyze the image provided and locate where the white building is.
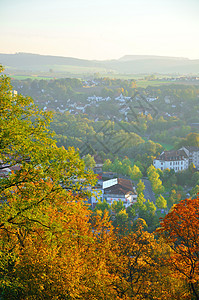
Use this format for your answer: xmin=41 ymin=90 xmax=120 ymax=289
xmin=103 ymin=178 xmax=137 ymax=208
xmin=153 ymin=149 xmax=189 ymax=172
xmin=91 ymin=178 xmax=137 ymax=208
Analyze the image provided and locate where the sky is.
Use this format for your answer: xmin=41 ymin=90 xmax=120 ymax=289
xmin=1 ymin=0 xmax=199 ymax=60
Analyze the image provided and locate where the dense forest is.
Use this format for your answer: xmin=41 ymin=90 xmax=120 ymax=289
xmin=1 ymin=67 xmax=199 ymax=299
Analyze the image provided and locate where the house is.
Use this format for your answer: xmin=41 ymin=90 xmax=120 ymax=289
xmin=146 ymin=97 xmax=158 ymax=102
xmin=90 ymin=178 xmax=137 ymax=209
xmin=153 ymin=149 xmax=189 ymax=172
xmin=103 ymin=178 xmax=137 ymax=208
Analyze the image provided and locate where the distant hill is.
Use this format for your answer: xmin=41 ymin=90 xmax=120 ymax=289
xmin=0 ymin=52 xmax=199 ymax=74
xmin=103 ymin=58 xmax=199 ymax=74
xmin=0 ymin=53 xmax=99 ymax=68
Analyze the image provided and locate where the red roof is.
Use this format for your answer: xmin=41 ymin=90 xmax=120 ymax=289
xmin=104 ymin=178 xmax=135 ymax=196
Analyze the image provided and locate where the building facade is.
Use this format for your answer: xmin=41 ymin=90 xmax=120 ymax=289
xmin=153 ymin=149 xmax=189 ymax=172
xmin=180 ymin=146 xmax=199 ymax=169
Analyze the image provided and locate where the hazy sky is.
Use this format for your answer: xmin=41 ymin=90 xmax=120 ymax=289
xmin=1 ymin=0 xmax=199 ymax=60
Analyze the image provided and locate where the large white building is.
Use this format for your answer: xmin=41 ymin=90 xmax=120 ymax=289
xmin=153 ymin=149 xmax=189 ymax=172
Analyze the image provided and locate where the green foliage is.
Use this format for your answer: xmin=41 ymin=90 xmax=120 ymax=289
xmin=161 ymin=169 xmax=177 ymax=188
xmin=130 ymin=165 xmax=142 ymax=181
xmin=102 ymin=159 xmax=112 ymax=171
xmin=145 ymin=199 xmax=156 ymax=215
xmin=0 ymin=67 xmax=99 ymax=299
xmin=83 ymin=154 xmax=96 ymax=169
xmin=136 ymin=179 xmax=145 ymax=195
xmin=126 ymin=205 xmax=136 ymax=219
xmin=94 ymin=199 xmax=111 ymax=214
xmin=51 ymin=113 xmax=145 ymax=159
xmin=147 ymin=165 xmax=165 ymax=195
xmin=113 ymin=209 xmax=129 ymax=229
xmin=190 ymin=185 xmax=199 ymax=198
xmin=102 ymin=157 xmax=134 ymax=177
xmin=111 ymin=199 xmax=125 ymax=214
xmin=176 ymin=132 xmax=199 ymax=148
xmin=192 ymin=172 xmax=199 ymax=186
xmin=156 ymin=195 xmax=167 ymax=209
xmin=136 ymin=192 xmax=146 ymax=205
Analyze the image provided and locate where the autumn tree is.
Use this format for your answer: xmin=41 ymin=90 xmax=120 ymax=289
xmin=156 ymin=194 xmax=167 ymax=209
xmin=106 ymin=220 xmax=182 ymax=299
xmin=147 ymin=165 xmax=165 ymax=195
xmin=83 ymin=153 xmax=96 ymax=169
xmin=0 ymin=66 xmax=97 ymax=298
xmin=103 ymin=158 xmax=112 ymax=171
xmin=94 ymin=198 xmax=111 ymax=216
xmin=111 ymin=199 xmax=125 ymax=214
xmin=130 ymin=164 xmax=142 ymax=181
xmin=136 ymin=179 xmax=145 ymax=195
xmin=157 ymin=197 xmax=199 ymax=299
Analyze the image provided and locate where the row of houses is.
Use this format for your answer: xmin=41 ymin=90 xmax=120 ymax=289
xmin=153 ymin=146 xmax=199 ymax=172
xmin=43 ymin=92 xmax=159 ymax=115
xmin=91 ymin=178 xmax=137 ymax=209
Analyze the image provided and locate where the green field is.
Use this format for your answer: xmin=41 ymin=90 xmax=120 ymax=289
xmin=136 ymin=80 xmax=169 ymax=88
xmin=46 ymin=64 xmax=109 ymax=74
xmin=10 ymin=75 xmax=54 ymax=80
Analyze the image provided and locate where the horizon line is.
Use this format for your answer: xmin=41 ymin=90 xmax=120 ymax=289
xmin=1 ymin=52 xmax=198 ymax=61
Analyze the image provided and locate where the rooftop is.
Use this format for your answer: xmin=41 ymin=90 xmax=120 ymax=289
xmin=103 ymin=178 xmax=136 ymax=196
xmin=156 ymin=149 xmax=188 ymax=161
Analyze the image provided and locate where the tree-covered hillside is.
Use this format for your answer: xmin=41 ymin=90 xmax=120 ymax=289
xmin=1 ymin=67 xmax=199 ymax=299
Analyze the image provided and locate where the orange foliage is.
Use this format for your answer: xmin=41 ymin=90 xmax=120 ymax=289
xmin=157 ymin=197 xmax=199 ymax=299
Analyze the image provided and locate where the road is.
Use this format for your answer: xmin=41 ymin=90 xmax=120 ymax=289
xmin=142 ymin=179 xmax=156 ymax=204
